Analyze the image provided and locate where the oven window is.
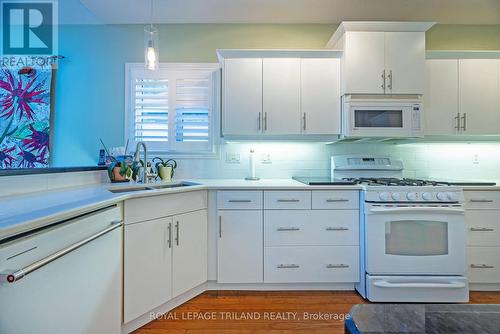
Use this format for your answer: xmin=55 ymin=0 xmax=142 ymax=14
xmin=385 ymin=220 xmax=448 ymax=256
xmin=354 ymin=110 xmax=403 ymax=128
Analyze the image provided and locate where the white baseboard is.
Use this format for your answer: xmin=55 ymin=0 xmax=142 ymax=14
xmin=470 ymin=283 xmax=500 ymax=291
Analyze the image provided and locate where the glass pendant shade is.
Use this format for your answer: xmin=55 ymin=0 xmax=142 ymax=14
xmin=144 ymin=24 xmax=159 ymax=70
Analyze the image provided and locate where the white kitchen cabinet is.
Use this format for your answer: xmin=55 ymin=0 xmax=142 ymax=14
xmin=343 ymin=32 xmax=386 ymax=94
xmin=459 ymin=59 xmax=500 ymax=135
xmin=340 ymin=31 xmax=425 ymax=95
xmin=300 ymin=58 xmax=341 ymax=134
xmin=222 ymin=58 xmax=263 ymax=135
xmin=424 ymin=59 xmax=459 ymax=135
xmin=262 ymin=58 xmax=301 ymax=134
xmin=172 ymin=210 xmax=208 ymax=297
xmin=124 ymin=217 xmax=172 ymax=323
xmin=385 ymin=32 xmax=425 ymax=94
xmin=217 ymin=210 xmax=263 ymax=283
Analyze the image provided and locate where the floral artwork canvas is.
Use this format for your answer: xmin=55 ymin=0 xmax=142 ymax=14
xmin=0 ymin=67 xmax=52 ymax=169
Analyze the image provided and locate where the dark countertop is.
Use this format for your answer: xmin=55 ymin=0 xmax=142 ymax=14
xmin=345 ymin=304 xmax=500 ymax=334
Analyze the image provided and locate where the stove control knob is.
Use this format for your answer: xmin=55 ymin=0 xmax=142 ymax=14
xmin=447 ymin=192 xmax=459 ymax=202
xmin=406 ymin=192 xmax=418 ymax=201
xmin=422 ymin=192 xmax=433 ymax=201
xmin=391 ymin=192 xmax=401 ymax=201
xmin=436 ymin=192 xmax=447 ymax=201
xmin=379 ymin=192 xmax=391 ymax=201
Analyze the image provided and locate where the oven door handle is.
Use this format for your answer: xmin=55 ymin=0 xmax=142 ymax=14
xmin=373 ymin=280 xmax=467 ymax=289
xmin=369 ymin=207 xmax=465 ymax=214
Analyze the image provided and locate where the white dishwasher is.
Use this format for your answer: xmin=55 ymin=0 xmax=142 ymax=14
xmin=0 ymin=205 xmax=123 ymax=334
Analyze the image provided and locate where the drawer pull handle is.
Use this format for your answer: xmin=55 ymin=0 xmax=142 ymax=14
xmin=326 ymin=199 xmax=349 ymax=203
xmin=228 ymin=200 xmax=252 ymax=203
xmin=277 ymin=227 xmax=300 ymax=231
xmin=277 ymin=264 xmax=300 ymax=269
xmin=277 ymin=199 xmax=300 ymax=203
xmin=470 ymin=227 xmax=495 ymax=232
xmin=470 ymin=264 xmax=495 ymax=269
xmin=326 ymin=264 xmax=350 ymax=269
xmin=469 ymin=199 xmax=494 ymax=203
xmin=326 ymin=227 xmax=349 ymax=231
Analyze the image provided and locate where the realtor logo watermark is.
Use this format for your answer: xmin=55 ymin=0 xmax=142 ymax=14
xmin=0 ymin=0 xmax=58 ymax=68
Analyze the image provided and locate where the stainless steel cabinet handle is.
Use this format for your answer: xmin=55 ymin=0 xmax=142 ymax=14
xmin=470 ymin=264 xmax=495 ymax=269
xmin=277 ymin=199 xmax=300 ymax=203
xmin=454 ymin=113 xmax=460 ymax=131
xmin=277 ymin=264 xmax=300 ymax=269
xmin=326 ymin=227 xmax=349 ymax=231
xmin=461 ymin=113 xmax=467 ymax=131
xmin=469 ymin=199 xmax=494 ymax=203
xmin=219 ymin=216 xmax=222 ymax=238
xmin=228 ymin=199 xmax=252 ymax=203
xmin=303 ymin=112 xmax=307 ymax=131
xmin=258 ymin=112 xmax=262 ymax=131
xmin=470 ymin=227 xmax=495 ymax=232
xmin=175 ymin=221 xmax=180 ymax=246
xmin=326 ymin=199 xmax=349 ymax=203
xmin=387 ymin=70 xmax=393 ymax=90
xmin=0 ymin=221 xmax=122 ymax=284
xmin=167 ymin=222 xmax=172 ymax=248
xmin=277 ymin=227 xmax=300 ymax=231
xmin=326 ymin=264 xmax=350 ymax=269
xmin=381 ymin=70 xmax=386 ymax=91
xmin=264 ymin=112 xmax=268 ymax=131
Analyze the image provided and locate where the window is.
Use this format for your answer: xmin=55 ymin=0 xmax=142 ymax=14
xmin=126 ymin=63 xmax=220 ymax=155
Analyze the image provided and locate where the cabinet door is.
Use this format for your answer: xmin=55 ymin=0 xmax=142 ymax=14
xmin=217 ymin=210 xmax=263 ymax=283
xmin=124 ymin=217 xmax=172 ymax=323
xmin=424 ymin=59 xmax=459 ymax=135
xmin=172 ymin=210 xmax=207 ymax=297
xmin=385 ymin=32 xmax=425 ymax=95
xmin=263 ymin=58 xmax=301 ymax=134
xmin=343 ymin=31 xmax=385 ymax=94
xmin=459 ymin=59 xmax=500 ymax=135
xmin=223 ymin=58 xmax=263 ymax=135
xmin=301 ymin=58 xmax=341 ymax=135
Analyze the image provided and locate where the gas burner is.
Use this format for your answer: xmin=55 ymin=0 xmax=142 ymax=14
xmin=342 ymin=177 xmax=452 ymax=187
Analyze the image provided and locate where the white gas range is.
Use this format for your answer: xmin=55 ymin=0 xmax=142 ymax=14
xmin=332 ymin=156 xmax=469 ymax=302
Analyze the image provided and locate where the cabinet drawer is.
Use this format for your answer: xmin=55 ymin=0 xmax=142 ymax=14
xmin=264 ymin=191 xmax=311 ymax=209
xmin=465 ymin=191 xmax=500 ymax=209
xmin=264 ymin=210 xmax=359 ymax=246
xmin=467 ymin=247 xmax=500 ymax=283
xmin=124 ymin=191 xmax=207 ymax=224
xmin=312 ymin=191 xmax=359 ymax=209
xmin=466 ymin=210 xmax=500 ymax=246
xmin=264 ymin=246 xmax=359 ymax=283
xmin=217 ymin=191 xmax=263 ymax=210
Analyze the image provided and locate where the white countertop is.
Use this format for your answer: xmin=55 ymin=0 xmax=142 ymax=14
xmin=0 ymin=179 xmax=361 ymax=241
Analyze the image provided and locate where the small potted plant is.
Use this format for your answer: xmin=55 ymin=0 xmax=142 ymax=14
xmin=153 ymin=157 xmax=177 ymax=182
xmin=101 ymin=139 xmax=140 ymax=183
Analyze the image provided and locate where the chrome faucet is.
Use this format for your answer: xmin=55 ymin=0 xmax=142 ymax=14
xmin=134 ymin=141 xmax=148 ymax=183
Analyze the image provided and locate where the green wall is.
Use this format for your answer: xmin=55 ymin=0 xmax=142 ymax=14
xmin=427 ymin=25 xmax=500 ymax=50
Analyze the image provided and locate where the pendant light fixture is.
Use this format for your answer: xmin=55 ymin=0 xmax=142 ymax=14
xmin=144 ymin=0 xmax=159 ymax=70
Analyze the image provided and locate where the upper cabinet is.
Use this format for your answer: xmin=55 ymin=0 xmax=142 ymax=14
xmin=327 ymin=22 xmax=434 ymax=96
xmin=218 ymin=50 xmax=342 ymax=139
xmin=425 ymin=57 xmax=500 ymax=136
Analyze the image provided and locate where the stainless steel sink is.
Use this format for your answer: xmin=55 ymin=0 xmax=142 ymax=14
xmin=108 ymin=181 xmax=199 ymax=194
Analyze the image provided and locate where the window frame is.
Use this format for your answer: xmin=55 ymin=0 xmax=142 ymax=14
xmin=125 ymin=63 xmax=221 ymax=158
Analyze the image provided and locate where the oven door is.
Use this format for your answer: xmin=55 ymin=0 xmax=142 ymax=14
xmin=347 ymin=105 xmax=412 ymax=137
xmin=365 ymin=205 xmax=466 ymax=275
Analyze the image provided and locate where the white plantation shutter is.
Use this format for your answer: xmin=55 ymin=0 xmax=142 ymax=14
xmin=126 ymin=64 xmax=219 ymax=154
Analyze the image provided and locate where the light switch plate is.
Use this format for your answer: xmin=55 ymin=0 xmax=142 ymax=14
xmin=225 ymin=152 xmax=240 ymax=164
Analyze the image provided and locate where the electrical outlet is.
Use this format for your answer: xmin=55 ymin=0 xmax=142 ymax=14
xmin=225 ymin=152 xmax=240 ymax=164
xmin=473 ymin=154 xmax=479 ymax=165
xmin=261 ymin=153 xmax=272 ymax=164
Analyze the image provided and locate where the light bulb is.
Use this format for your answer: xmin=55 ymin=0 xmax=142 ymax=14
xmin=147 ymin=46 xmax=157 ymax=69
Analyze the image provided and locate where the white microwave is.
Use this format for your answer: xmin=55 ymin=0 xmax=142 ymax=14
xmin=342 ymin=95 xmax=423 ymax=138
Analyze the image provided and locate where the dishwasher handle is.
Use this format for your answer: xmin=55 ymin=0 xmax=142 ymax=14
xmin=0 ymin=220 xmax=122 ymax=284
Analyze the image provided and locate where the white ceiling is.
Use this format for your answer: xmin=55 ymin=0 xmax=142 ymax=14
xmin=78 ymin=0 xmax=500 ymax=24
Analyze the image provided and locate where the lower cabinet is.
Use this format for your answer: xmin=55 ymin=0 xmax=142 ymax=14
xmin=124 ymin=209 xmax=207 ymax=323
xmin=217 ymin=210 xmax=263 ymax=283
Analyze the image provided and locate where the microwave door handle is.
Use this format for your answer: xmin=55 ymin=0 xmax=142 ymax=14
xmin=369 ymin=207 xmax=465 ymax=214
